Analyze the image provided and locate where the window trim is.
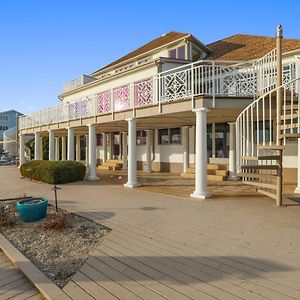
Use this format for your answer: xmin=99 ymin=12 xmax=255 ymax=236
xmin=158 ymin=128 xmax=182 ymax=145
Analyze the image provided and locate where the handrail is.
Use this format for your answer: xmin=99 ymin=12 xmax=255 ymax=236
xmin=235 ymin=76 xmax=300 ymax=171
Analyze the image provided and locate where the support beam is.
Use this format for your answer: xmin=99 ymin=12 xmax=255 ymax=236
xmin=55 ymin=137 xmax=59 ymax=161
xmin=295 ymin=138 xmax=300 ymax=193
xmin=122 ymin=132 xmax=128 ymax=170
xmin=109 ymin=132 xmax=114 ymax=160
xmin=87 ymin=125 xmax=99 ymax=180
xmin=34 ymin=132 xmax=41 ymax=160
xmin=145 ymin=130 xmax=152 ymax=173
xmin=85 ymin=135 xmax=89 ymax=166
xmin=19 ymin=134 xmax=25 ymax=167
xmin=191 ymin=108 xmax=211 ymax=199
xmin=39 ymin=136 xmax=43 ymax=160
xmin=212 ymin=123 xmax=216 ymax=158
xmin=67 ymin=127 xmax=74 ymax=160
xmin=228 ymin=122 xmax=238 ymax=180
xmin=75 ymin=135 xmax=81 ymax=161
xmin=103 ymin=133 xmax=107 ymax=163
xmin=182 ymin=126 xmax=189 ymax=173
xmin=48 ymin=130 xmax=55 ymax=161
xmin=61 ymin=136 xmax=66 ymax=161
xmin=276 ymin=25 xmax=283 ymax=145
xmin=124 ymin=118 xmax=139 ymax=187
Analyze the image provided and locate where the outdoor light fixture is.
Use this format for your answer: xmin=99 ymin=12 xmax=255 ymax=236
xmin=51 ymin=184 xmax=61 ymax=212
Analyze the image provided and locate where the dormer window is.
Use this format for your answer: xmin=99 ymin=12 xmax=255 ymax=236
xmin=168 ymin=45 xmax=186 ymax=60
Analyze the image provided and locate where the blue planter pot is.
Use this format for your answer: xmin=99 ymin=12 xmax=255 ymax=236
xmin=17 ymin=198 xmax=48 ymax=222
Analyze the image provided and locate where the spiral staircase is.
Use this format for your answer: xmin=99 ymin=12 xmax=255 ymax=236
xmin=236 ymin=43 xmax=300 ymax=205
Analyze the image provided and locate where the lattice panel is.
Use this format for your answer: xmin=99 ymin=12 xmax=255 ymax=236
xmin=162 ymin=71 xmax=190 ymax=101
xmin=97 ymin=90 xmax=111 ymax=114
xmin=114 ymin=85 xmax=129 ymax=111
xmin=135 ymin=79 xmax=153 ymax=106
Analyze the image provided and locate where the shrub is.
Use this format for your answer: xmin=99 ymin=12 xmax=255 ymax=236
xmin=20 ymin=160 xmax=86 ymax=184
xmin=43 ymin=213 xmax=66 ymax=231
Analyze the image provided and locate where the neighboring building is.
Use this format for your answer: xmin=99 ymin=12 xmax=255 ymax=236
xmin=18 ymin=28 xmax=300 ymax=204
xmin=0 ymin=110 xmax=22 ymax=153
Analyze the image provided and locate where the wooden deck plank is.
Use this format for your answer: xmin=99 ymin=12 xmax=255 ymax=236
xmin=105 ymin=229 xmax=293 ymax=300
xmin=80 ymin=263 xmax=142 ymax=300
xmin=89 ymin=252 xmax=196 ymax=300
xmin=63 ymin=280 xmax=96 ymax=300
xmin=71 ymin=271 xmax=118 ymax=300
xmin=81 ymin=210 xmax=300 ymax=299
xmin=85 ymin=256 xmax=170 ymax=300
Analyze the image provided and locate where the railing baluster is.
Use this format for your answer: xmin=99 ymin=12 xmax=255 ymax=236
xmin=251 ymin=104 xmax=254 ymax=156
xmin=269 ymin=92 xmax=272 ymax=145
xmin=256 ymin=101 xmax=259 ymax=155
xmin=262 ymin=96 xmax=265 ymax=145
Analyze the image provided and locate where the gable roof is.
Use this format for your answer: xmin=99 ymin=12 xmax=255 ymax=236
xmin=207 ymin=34 xmax=300 ymax=61
xmin=91 ymin=31 xmax=210 ymax=75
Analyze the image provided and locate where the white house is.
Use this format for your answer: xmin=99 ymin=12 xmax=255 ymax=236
xmin=18 ymin=27 xmax=300 ymax=204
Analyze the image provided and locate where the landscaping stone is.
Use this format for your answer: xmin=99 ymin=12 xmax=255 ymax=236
xmin=0 ymin=200 xmax=110 ymax=288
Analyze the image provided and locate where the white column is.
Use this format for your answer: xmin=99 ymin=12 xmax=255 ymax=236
xmin=61 ymin=136 xmax=66 ymax=160
xmin=39 ymin=137 xmax=43 ymax=160
xmin=122 ymin=132 xmax=128 ymax=170
xmin=295 ymin=138 xmax=300 ymax=193
xmin=103 ymin=133 xmax=107 ymax=163
xmin=191 ymin=108 xmax=211 ymax=199
xmin=76 ymin=135 xmax=80 ymax=161
xmin=34 ymin=132 xmax=41 ymax=160
xmin=124 ymin=118 xmax=139 ymax=187
xmin=87 ymin=125 xmax=99 ymax=180
xmin=182 ymin=126 xmax=189 ymax=173
xmin=228 ymin=122 xmax=238 ymax=180
xmin=109 ymin=132 xmax=114 ymax=160
xmin=48 ymin=130 xmax=55 ymax=161
xmin=55 ymin=137 xmax=59 ymax=161
xmin=212 ymin=123 xmax=216 ymax=158
xmin=85 ymin=135 xmax=89 ymax=166
xmin=19 ymin=134 xmax=25 ymax=166
xmin=67 ymin=127 xmax=74 ymax=160
xmin=145 ymin=130 xmax=152 ymax=173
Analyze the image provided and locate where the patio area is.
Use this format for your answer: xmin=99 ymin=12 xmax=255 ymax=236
xmin=1 ymin=166 xmax=300 ymax=299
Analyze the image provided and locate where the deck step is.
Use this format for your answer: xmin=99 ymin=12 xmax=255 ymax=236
xmin=256 ymin=145 xmax=284 ymax=150
xmin=279 ymin=133 xmax=300 ymax=139
xmin=280 ymin=113 xmax=299 ymax=120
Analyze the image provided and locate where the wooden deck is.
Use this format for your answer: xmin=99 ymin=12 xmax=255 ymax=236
xmin=2 ymin=167 xmax=300 ymax=299
xmin=0 ymin=250 xmax=44 ymax=300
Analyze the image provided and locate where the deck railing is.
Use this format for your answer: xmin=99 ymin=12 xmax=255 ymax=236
xmin=19 ymin=51 xmax=296 ymax=130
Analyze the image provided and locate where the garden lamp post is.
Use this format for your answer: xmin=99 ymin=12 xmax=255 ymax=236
xmin=51 ymin=185 xmax=61 ymax=213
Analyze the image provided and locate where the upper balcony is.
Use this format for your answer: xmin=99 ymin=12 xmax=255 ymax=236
xmin=19 ymin=52 xmax=298 ymax=131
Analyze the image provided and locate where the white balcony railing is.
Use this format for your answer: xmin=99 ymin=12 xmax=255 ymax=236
xmin=19 ymin=54 xmax=297 ymax=130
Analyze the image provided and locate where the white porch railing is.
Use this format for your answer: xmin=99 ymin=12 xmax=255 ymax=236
xmin=236 ymin=77 xmax=300 ymax=171
xmin=19 ymin=51 xmax=297 ymax=130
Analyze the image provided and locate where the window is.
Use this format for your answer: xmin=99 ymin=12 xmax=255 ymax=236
xmin=168 ymin=46 xmax=186 ymax=60
xmin=177 ymin=46 xmax=185 ymax=59
xmin=136 ymin=131 xmax=146 ymax=145
xmin=170 ymin=128 xmax=181 ymax=144
xmin=168 ymin=48 xmax=176 ymax=59
xmin=158 ymin=128 xmax=181 ymax=145
xmin=96 ymin=134 xmax=103 ymax=146
xmin=0 ymin=126 xmax=8 ymax=131
xmin=0 ymin=115 xmax=8 ymax=121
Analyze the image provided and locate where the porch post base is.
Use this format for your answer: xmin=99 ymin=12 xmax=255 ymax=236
xmin=124 ymin=182 xmax=141 ymax=188
xmin=227 ymin=175 xmax=238 ymax=181
xmin=190 ymin=191 xmax=211 ymax=199
xmin=87 ymin=175 xmax=99 ymax=181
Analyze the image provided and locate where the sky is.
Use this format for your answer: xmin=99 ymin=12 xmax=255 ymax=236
xmin=0 ymin=0 xmax=299 ymax=114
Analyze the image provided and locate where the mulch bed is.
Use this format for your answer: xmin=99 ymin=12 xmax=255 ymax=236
xmin=0 ymin=200 xmax=110 ymax=288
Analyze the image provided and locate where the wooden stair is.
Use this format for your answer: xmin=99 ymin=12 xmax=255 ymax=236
xmin=97 ymin=159 xmax=123 ymax=171
xmin=238 ymin=147 xmax=283 ymax=206
xmin=182 ymin=163 xmax=228 ymax=181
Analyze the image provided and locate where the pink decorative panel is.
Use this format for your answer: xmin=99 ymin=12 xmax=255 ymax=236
xmin=114 ymin=85 xmax=129 ymax=112
xmin=97 ymin=90 xmax=110 ymax=114
xmin=135 ymin=79 xmax=153 ymax=106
